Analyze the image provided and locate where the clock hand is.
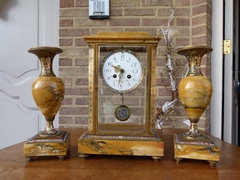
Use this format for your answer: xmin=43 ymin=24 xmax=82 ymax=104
xmin=111 ymin=65 xmax=125 ymax=85
xmin=112 ymin=65 xmax=121 ymax=73
xmin=120 ymin=68 xmax=124 ymax=74
xmin=118 ymin=68 xmax=125 ymax=85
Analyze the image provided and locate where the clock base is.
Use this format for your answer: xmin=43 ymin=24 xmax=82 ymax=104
xmin=78 ymin=132 xmax=164 ymax=159
xmin=173 ymin=132 xmax=220 ymax=166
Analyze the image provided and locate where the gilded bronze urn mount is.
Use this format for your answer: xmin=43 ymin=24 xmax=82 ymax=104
xmin=173 ymin=45 xmax=220 ymax=166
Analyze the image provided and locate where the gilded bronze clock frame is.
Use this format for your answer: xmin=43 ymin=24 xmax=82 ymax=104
xmin=78 ymin=32 xmax=164 ymax=160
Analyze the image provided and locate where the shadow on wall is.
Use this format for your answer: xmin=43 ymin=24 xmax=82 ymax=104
xmin=0 ymin=0 xmax=18 ymax=21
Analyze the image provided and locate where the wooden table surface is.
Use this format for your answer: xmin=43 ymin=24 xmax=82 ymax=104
xmin=0 ymin=128 xmax=240 ymax=180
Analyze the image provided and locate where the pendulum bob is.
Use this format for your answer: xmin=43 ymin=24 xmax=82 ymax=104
xmin=23 ymin=46 xmax=70 ymax=161
xmin=173 ymin=45 xmax=220 ymax=166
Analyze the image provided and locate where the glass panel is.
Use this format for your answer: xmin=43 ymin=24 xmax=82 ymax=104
xmin=97 ymin=45 xmax=148 ymax=133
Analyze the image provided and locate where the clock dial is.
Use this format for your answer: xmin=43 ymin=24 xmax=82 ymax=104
xmin=100 ymin=49 xmax=144 ymax=93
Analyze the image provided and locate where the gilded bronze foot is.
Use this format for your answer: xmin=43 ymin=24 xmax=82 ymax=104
xmin=208 ymin=160 xmax=218 ymax=166
xmin=174 ymin=157 xmax=183 ymax=163
xmin=79 ymin=154 xmax=89 ymax=159
xmin=26 ymin=156 xmax=35 ymax=162
xmin=152 ymin=156 xmax=162 ymax=161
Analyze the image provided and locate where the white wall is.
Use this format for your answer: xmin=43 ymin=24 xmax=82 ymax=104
xmin=0 ymin=0 xmax=60 ymax=149
xmin=210 ymin=1 xmax=224 ymax=139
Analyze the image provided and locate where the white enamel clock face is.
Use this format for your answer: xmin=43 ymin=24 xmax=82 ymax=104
xmin=100 ymin=49 xmax=144 ymax=93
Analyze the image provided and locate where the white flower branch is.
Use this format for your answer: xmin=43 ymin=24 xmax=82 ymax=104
xmin=156 ymin=9 xmax=178 ymax=128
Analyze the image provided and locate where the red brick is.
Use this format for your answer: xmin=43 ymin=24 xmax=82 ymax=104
xmin=175 ymin=0 xmax=190 ymax=6
xmin=75 ymin=38 xmax=88 ymax=46
xmin=174 ymin=8 xmax=190 ymax=16
xmin=176 ymin=18 xmax=190 ymax=26
xmin=110 ymin=8 xmax=123 ymax=16
xmin=158 ymin=8 xmax=190 ymax=17
xmin=131 ymin=107 xmax=144 ymax=116
xmin=91 ymin=28 xmax=124 ymax=35
xmin=193 ymin=4 xmax=209 ymax=16
xmin=109 ymin=18 xmax=140 ymax=26
xmin=60 ymin=0 xmax=74 ymax=8
xmin=75 ymin=97 xmax=89 ymax=105
xmin=157 ymin=40 xmax=168 ymax=47
xmin=60 ymin=19 xmax=73 ymax=27
xmin=60 ymin=38 xmax=73 ymax=46
xmin=174 ymin=100 xmax=183 ymax=106
xmin=156 ymin=56 xmax=167 ymax=66
xmin=60 ymin=107 xmax=85 ymax=115
xmin=156 ymin=77 xmax=171 ymax=86
xmin=75 ymin=116 xmax=88 ymax=124
xmin=59 ymin=67 xmax=88 ymax=76
xmin=76 ymin=78 xmax=88 ymax=86
xmin=76 ymin=0 xmax=88 ymax=7
xmin=62 ymin=97 xmax=73 ymax=105
xmin=156 ymin=97 xmax=173 ymax=107
xmin=59 ymin=58 xmax=72 ymax=66
xmin=75 ymin=58 xmax=89 ymax=66
xmin=201 ymin=56 xmax=211 ymax=67
xmin=174 ymin=55 xmax=189 ymax=65
xmin=178 ymin=28 xmax=190 ymax=36
xmin=59 ymin=116 xmax=73 ymax=124
xmin=75 ymin=19 xmax=107 ymax=27
xmin=59 ymin=28 xmax=90 ymax=37
xmin=192 ymin=36 xmax=209 ymax=45
xmin=60 ymin=9 xmax=88 ymax=17
xmin=174 ymin=107 xmax=189 ymax=116
xmin=64 ymin=87 xmax=88 ymax=95
xmin=176 ymin=38 xmax=190 ymax=46
xmin=125 ymin=28 xmax=157 ymax=36
xmin=192 ymin=25 xmax=208 ymax=36
xmin=142 ymin=0 xmax=172 ymax=6
xmin=60 ymin=77 xmax=73 ymax=86
xmin=158 ymin=87 xmax=173 ymax=96
xmin=201 ymin=67 xmax=208 ymax=77
xmin=192 ymin=0 xmax=208 ymax=6
xmin=158 ymin=67 xmax=169 ymax=76
xmin=124 ymin=98 xmax=140 ymax=106
xmin=142 ymin=18 xmax=170 ymax=27
xmin=192 ymin=14 xmax=208 ymax=26
xmin=158 ymin=8 xmax=174 ymax=17
xmin=112 ymin=0 xmax=140 ymax=7
xmin=61 ymin=47 xmax=89 ymax=56
xmin=124 ymin=8 xmax=155 ymax=16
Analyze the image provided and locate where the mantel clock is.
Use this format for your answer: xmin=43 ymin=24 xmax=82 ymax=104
xmin=78 ymin=32 xmax=163 ymax=160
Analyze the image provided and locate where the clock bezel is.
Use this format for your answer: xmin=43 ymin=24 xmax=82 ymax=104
xmin=99 ymin=49 xmax=144 ymax=94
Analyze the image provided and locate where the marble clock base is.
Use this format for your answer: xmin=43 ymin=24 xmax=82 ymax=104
xmin=173 ymin=132 xmax=220 ymax=166
xmin=24 ymin=131 xmax=70 ymax=161
xmin=78 ymin=132 xmax=164 ymax=161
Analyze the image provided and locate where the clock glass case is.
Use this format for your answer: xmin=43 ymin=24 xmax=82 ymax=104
xmin=98 ymin=46 xmax=147 ymax=134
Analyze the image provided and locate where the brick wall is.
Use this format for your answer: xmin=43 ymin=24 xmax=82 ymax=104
xmin=59 ymin=0 xmax=212 ymax=132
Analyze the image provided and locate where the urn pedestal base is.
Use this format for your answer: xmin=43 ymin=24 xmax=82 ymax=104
xmin=173 ymin=132 xmax=220 ymax=166
xmin=24 ymin=131 xmax=70 ymax=161
xmin=78 ymin=132 xmax=164 ymax=161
